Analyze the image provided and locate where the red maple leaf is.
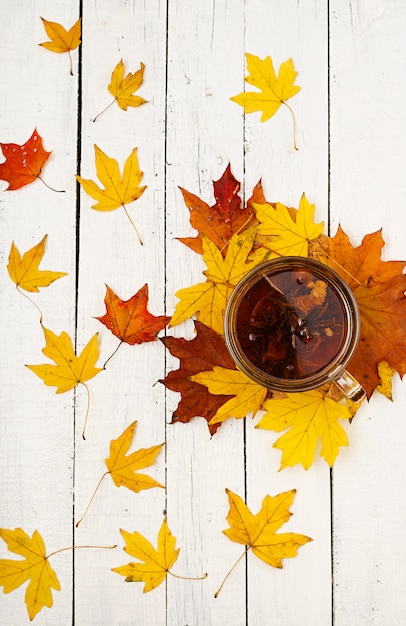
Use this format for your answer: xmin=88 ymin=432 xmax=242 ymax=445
xmin=178 ymin=164 xmax=262 ymax=256
xmin=96 ymin=284 xmax=170 ymax=346
xmin=0 ymin=129 xmax=52 ymax=191
xmin=160 ymin=321 xmax=236 ymax=434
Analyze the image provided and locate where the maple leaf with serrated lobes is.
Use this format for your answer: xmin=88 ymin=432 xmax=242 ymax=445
xmin=96 ymin=284 xmax=170 ymax=366
xmin=76 ymin=421 xmax=164 ymax=526
xmin=76 ymin=145 xmax=146 ymax=244
xmin=160 ymin=321 xmax=236 ymax=434
xmin=7 ymin=235 xmax=67 ymax=293
xmin=317 ymin=226 xmax=406 ymax=397
xmin=170 ymin=225 xmax=257 ymax=334
xmin=215 ymin=489 xmax=312 ymax=597
xmin=251 ymin=193 xmax=324 ymax=262
xmin=256 ymin=390 xmax=352 ymax=470
xmin=230 ymin=53 xmax=300 ymax=147
xmin=39 ymin=17 xmax=81 ymax=75
xmin=191 ymin=365 xmax=268 ymax=425
xmin=178 ymin=163 xmax=261 ymax=255
xmin=0 ymin=527 xmax=60 ymax=621
xmin=0 ymin=129 xmax=57 ymax=191
xmin=93 ymin=59 xmax=147 ymax=121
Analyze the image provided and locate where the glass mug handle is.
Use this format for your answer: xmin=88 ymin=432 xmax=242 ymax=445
xmin=334 ymin=370 xmax=366 ymax=402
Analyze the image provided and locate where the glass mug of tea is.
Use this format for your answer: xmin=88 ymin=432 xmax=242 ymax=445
xmin=224 ymin=256 xmax=365 ymax=402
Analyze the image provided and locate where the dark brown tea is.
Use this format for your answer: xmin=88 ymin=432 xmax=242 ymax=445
xmin=235 ymin=268 xmax=347 ymax=381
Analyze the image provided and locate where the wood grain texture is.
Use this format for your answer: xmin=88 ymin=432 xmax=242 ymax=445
xmin=1 ymin=1 xmax=406 ymax=624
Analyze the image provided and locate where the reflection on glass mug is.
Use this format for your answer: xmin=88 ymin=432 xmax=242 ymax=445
xmin=224 ymin=257 xmax=366 ymax=402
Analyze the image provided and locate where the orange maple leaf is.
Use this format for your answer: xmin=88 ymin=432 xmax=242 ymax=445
xmin=39 ymin=17 xmax=81 ymax=75
xmin=178 ymin=164 xmax=262 ymax=255
xmin=0 ymin=129 xmax=53 ymax=191
xmin=318 ymin=226 xmax=406 ymax=396
xmin=96 ymin=284 xmax=170 ymax=366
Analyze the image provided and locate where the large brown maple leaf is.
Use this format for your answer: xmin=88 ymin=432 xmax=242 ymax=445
xmin=178 ymin=164 xmax=262 ymax=255
xmin=160 ymin=321 xmax=236 ymax=433
xmin=0 ymin=129 xmax=51 ymax=191
xmin=319 ymin=226 xmax=406 ymax=397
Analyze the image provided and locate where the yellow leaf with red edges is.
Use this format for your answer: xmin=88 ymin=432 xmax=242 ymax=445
xmin=191 ymin=366 xmax=267 ymax=424
xmin=0 ymin=528 xmax=60 ymax=621
xmin=26 ymin=326 xmax=102 ymax=393
xmin=7 ymin=235 xmax=67 ymax=293
xmin=112 ymin=518 xmax=180 ymax=592
xmin=256 ymin=390 xmax=351 ymax=469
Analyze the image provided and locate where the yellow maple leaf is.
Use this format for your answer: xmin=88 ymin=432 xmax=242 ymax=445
xmin=230 ymin=53 xmax=300 ymax=146
xmin=93 ymin=59 xmax=147 ymax=121
xmin=376 ymin=360 xmax=394 ymax=401
xmin=256 ymin=390 xmax=352 ymax=470
xmin=0 ymin=527 xmax=61 ymax=621
xmin=191 ymin=366 xmax=267 ymax=425
xmin=39 ymin=17 xmax=81 ymax=75
xmin=215 ymin=489 xmax=312 ymax=597
xmin=76 ymin=421 xmax=164 ymax=526
xmin=7 ymin=235 xmax=67 ymax=293
xmin=251 ymin=194 xmax=324 ymax=262
xmin=112 ymin=518 xmax=180 ymax=592
xmin=76 ymin=145 xmax=146 ymax=244
xmin=26 ymin=326 xmax=102 ymax=394
xmin=170 ymin=226 xmax=257 ymax=334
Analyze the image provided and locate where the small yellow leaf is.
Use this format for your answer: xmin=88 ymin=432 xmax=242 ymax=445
xmin=0 ymin=528 xmax=60 ymax=621
xmin=7 ymin=235 xmax=67 ymax=293
xmin=376 ymin=360 xmax=394 ymax=401
xmin=39 ymin=17 xmax=81 ymax=53
xmin=112 ymin=518 xmax=180 ymax=592
xmin=108 ymin=59 xmax=147 ymax=111
xmin=191 ymin=366 xmax=267 ymax=424
xmin=26 ymin=326 xmax=102 ymax=393
xmin=256 ymin=390 xmax=351 ymax=469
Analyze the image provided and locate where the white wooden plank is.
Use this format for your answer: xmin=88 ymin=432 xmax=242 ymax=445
xmin=330 ymin=1 xmax=406 ymax=624
xmin=164 ymin=0 xmax=248 ymax=623
xmin=0 ymin=1 xmax=80 ymax=624
xmin=243 ymin=2 xmax=332 ymax=624
xmin=73 ymin=1 xmax=168 ymax=624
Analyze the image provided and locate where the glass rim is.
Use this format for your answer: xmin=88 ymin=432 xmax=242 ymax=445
xmin=223 ymin=256 xmax=360 ymax=392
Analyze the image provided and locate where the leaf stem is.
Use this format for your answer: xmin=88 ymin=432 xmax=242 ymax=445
xmin=80 ymin=381 xmax=92 ymax=440
xmin=75 ymin=472 xmax=109 ymax=528
xmin=92 ymin=100 xmax=115 ymax=123
xmin=122 ymin=204 xmax=144 ymax=245
xmin=103 ymin=340 xmax=124 ymax=369
xmin=283 ymin=101 xmax=298 ymax=151
xmin=168 ymin=570 xmax=208 ymax=582
xmin=68 ymin=50 xmax=74 ymax=76
xmin=37 ymin=175 xmax=65 ymax=193
xmin=16 ymin=285 xmax=43 ymax=323
xmin=47 ymin=543 xmax=117 ymax=560
xmin=214 ymin=548 xmax=249 ymax=598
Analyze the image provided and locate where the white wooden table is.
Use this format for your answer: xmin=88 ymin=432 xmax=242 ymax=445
xmin=1 ymin=1 xmax=406 ymax=624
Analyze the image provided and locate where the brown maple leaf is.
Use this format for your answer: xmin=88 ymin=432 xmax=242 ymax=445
xmin=318 ymin=226 xmax=406 ymax=397
xmin=160 ymin=321 xmax=236 ymax=434
xmin=96 ymin=284 xmax=170 ymax=366
xmin=178 ymin=164 xmax=260 ymax=255
xmin=0 ymin=129 xmax=60 ymax=191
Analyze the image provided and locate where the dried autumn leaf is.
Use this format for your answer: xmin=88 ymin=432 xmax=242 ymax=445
xmin=170 ymin=225 xmax=257 ymax=334
xmin=7 ymin=235 xmax=67 ymax=293
xmin=39 ymin=17 xmax=81 ymax=75
xmin=178 ymin=164 xmax=261 ymax=255
xmin=112 ymin=518 xmax=179 ymax=592
xmin=0 ymin=129 xmax=54 ymax=191
xmin=191 ymin=366 xmax=268 ymax=425
xmin=251 ymin=194 xmax=324 ymax=262
xmin=230 ymin=53 xmax=300 ymax=147
xmin=93 ymin=59 xmax=147 ymax=121
xmin=215 ymin=489 xmax=312 ymax=597
xmin=160 ymin=321 xmax=236 ymax=433
xmin=318 ymin=227 xmax=406 ymax=397
xmin=0 ymin=527 xmax=60 ymax=621
xmin=76 ymin=144 xmax=146 ymax=244
xmin=256 ymin=390 xmax=352 ymax=469
xmin=76 ymin=421 xmax=164 ymax=526
xmin=376 ymin=361 xmax=394 ymax=401
xmin=96 ymin=284 xmax=170 ymax=365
